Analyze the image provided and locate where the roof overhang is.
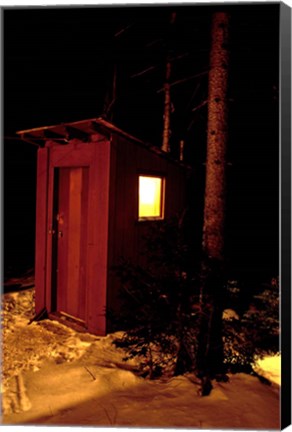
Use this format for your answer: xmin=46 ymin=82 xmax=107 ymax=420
xmin=17 ymin=117 xmax=144 ymax=146
xmin=17 ymin=117 xmax=191 ymax=170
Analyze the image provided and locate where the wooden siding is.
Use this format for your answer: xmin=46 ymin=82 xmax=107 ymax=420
xmin=86 ymin=139 xmax=111 ymax=334
xmin=35 ymin=148 xmax=49 ymax=314
xmin=106 ymin=135 xmax=187 ymax=323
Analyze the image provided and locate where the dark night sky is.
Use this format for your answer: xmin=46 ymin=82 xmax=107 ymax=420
xmin=3 ymin=4 xmax=279 ymax=283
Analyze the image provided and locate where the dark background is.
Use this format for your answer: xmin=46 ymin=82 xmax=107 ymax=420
xmin=3 ymin=4 xmax=279 ymax=285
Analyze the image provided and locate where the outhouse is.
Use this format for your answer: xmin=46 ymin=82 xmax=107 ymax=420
xmin=18 ymin=118 xmax=189 ymax=335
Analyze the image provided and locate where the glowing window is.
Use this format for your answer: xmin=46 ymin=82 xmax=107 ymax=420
xmin=138 ymin=176 xmax=165 ymax=220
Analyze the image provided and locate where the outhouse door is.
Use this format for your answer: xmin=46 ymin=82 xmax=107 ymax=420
xmin=40 ymin=140 xmax=111 ymax=334
xmin=54 ymin=166 xmax=89 ymax=324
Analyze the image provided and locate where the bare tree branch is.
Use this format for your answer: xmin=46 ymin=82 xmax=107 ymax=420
xmin=157 ymin=70 xmax=209 ymax=93
xmin=130 ymin=65 xmax=157 ymax=79
xmin=144 ymin=38 xmax=163 ymax=48
xmin=130 ymin=53 xmax=192 ymax=80
xmin=114 ymin=24 xmax=133 ymax=38
xmin=191 ymin=99 xmax=208 ymax=112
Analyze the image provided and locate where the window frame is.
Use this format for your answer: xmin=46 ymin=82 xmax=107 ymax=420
xmin=138 ymin=174 xmax=166 ymax=221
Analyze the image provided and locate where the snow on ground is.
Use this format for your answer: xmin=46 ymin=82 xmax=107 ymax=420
xmin=254 ymin=354 xmax=281 ymax=386
xmin=1 ymin=280 xmax=280 ymax=429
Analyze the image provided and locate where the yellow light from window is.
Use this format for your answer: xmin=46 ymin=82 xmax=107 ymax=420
xmin=139 ymin=176 xmax=162 ymax=218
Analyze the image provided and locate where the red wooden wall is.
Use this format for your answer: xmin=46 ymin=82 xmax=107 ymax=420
xmin=106 ymin=134 xmax=188 ymax=324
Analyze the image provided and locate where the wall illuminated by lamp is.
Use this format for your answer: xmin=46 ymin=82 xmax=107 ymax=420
xmin=138 ymin=175 xmax=165 ymax=220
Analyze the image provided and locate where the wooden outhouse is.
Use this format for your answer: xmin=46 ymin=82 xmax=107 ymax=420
xmin=18 ymin=118 xmax=189 ymax=335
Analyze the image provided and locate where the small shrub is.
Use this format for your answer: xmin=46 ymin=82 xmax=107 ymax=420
xmin=112 ymin=217 xmax=201 ymax=379
xmin=223 ymin=278 xmax=279 ymax=372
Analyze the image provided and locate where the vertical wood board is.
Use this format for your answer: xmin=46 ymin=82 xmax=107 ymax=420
xmin=86 ymin=139 xmax=111 ymax=334
xmin=35 ymin=148 xmax=49 ymax=314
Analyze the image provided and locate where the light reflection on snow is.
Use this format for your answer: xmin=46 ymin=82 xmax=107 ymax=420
xmin=254 ymin=354 xmax=281 ymax=385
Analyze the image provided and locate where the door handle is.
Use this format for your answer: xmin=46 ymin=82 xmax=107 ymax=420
xmin=58 ymin=231 xmax=63 ymax=238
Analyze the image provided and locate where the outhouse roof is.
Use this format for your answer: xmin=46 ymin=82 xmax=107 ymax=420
xmin=17 ymin=117 xmax=144 ymax=146
xmin=17 ymin=117 xmax=191 ymax=169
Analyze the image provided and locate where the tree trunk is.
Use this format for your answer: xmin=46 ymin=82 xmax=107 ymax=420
xmin=161 ymin=12 xmax=176 ymax=153
xmin=196 ymin=11 xmax=230 ymax=387
xmin=203 ymin=11 xmax=230 ymax=259
xmin=162 ymin=61 xmax=172 ymax=152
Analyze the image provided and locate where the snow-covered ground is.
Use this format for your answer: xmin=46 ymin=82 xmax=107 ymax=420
xmin=1 ymin=277 xmax=281 ymax=429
